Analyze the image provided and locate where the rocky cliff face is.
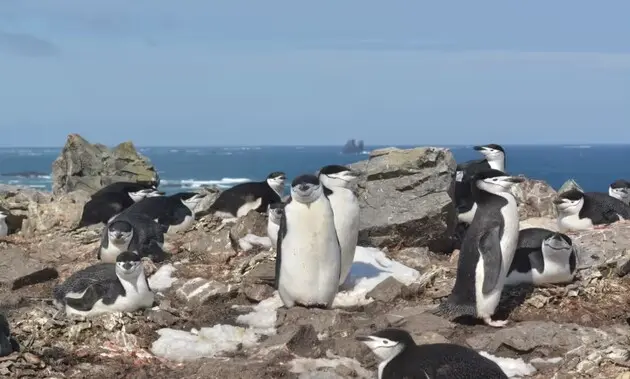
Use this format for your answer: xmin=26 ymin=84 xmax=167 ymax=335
xmin=51 ymin=134 xmax=159 ymax=196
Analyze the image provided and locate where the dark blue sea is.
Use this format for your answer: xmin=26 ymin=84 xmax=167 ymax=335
xmin=0 ymin=145 xmax=628 ymax=194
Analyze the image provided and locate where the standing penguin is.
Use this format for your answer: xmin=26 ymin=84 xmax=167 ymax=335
xmin=267 ymin=202 xmax=285 ymax=248
xmin=505 ymin=228 xmax=577 ymax=286
xmin=554 ymin=189 xmax=630 ymax=232
xmin=356 ymin=328 xmax=508 ymax=379
xmin=317 ymin=164 xmax=361 ymax=286
xmin=434 ymin=169 xmax=524 ymax=327
xmin=276 ymin=174 xmax=341 ymax=309
xmin=609 ymin=179 xmax=630 ymax=205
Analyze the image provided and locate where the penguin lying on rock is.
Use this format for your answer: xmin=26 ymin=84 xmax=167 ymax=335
xmin=554 ymin=189 xmax=630 ymax=232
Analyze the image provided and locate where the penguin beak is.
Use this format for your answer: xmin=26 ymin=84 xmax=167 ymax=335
xmin=348 ymin=170 xmax=363 ymax=178
xmin=122 ymin=262 xmax=132 ymax=270
xmin=473 ymin=145 xmax=486 ymax=151
xmin=552 ymin=197 xmax=565 ymax=205
xmin=355 ymin=335 xmax=373 ymax=342
xmin=550 ymin=232 xmax=563 ymax=240
xmin=505 ymin=176 xmax=525 ymax=184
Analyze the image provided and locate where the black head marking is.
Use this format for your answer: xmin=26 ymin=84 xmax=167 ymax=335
xmin=554 ymin=232 xmax=573 ymax=246
xmin=268 ymin=171 xmax=286 ymax=180
xmin=170 ymin=192 xmax=201 ymax=201
xmin=610 ymin=179 xmax=630 ymax=189
xmin=269 ymin=202 xmax=286 ymax=210
xmin=291 ymin=174 xmax=320 ymax=187
xmin=356 ymin=328 xmax=415 ymax=346
xmin=116 ymin=251 xmax=141 ymax=263
xmin=319 ymin=165 xmax=350 ymax=175
xmin=108 ymin=220 xmax=132 ymax=233
xmin=559 ymin=189 xmax=584 ymax=201
xmin=473 ymin=143 xmax=504 ymax=152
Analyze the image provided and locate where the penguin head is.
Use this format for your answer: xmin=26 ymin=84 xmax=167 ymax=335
xmin=115 ymin=251 xmax=143 ymax=276
xmin=290 ymin=174 xmax=323 ymax=204
xmin=473 ymin=169 xmax=524 ymax=194
xmin=542 ymin=232 xmax=574 ymax=256
xmin=473 ymin=144 xmax=505 ymax=162
xmin=553 ymin=190 xmax=585 ymax=215
xmin=609 ymin=179 xmax=630 ymax=204
xmin=107 ymin=220 xmax=134 ymax=244
xmin=317 ymin=165 xmax=361 ymax=189
xmin=172 ymin=192 xmax=207 ymax=211
xmin=129 ymin=188 xmax=163 ymax=202
xmin=267 ymin=202 xmax=285 ymax=225
xmin=355 ymin=328 xmax=413 ymax=361
xmin=267 ymin=171 xmax=287 ymax=191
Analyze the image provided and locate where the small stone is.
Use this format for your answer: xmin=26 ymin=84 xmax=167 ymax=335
xmin=366 ymin=276 xmax=404 ymax=302
xmin=243 ymin=283 xmax=275 ymax=302
xmin=615 ymin=372 xmax=630 ymax=379
xmin=145 ymin=309 xmax=178 ymax=327
xmin=525 ymin=294 xmax=548 ymax=308
xmin=286 ymin=325 xmax=323 ymax=358
xmin=175 ymin=277 xmax=235 ymax=304
xmin=21 ymin=352 xmax=41 ymax=365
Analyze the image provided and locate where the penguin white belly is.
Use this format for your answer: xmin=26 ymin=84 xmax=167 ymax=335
xmin=236 ymin=197 xmax=263 ymax=217
xmin=167 ymin=214 xmax=195 ymax=234
xmin=505 ymin=261 xmax=574 ymax=286
xmin=0 ymin=222 xmax=7 ymax=237
xmin=100 ymin=242 xmax=128 ymax=263
xmin=475 ymin=194 xmax=519 ymax=319
xmin=278 ymin=199 xmax=341 ymax=307
xmin=267 ymin=222 xmax=279 ymax=248
xmin=328 ymin=188 xmax=360 ymax=285
xmin=455 ymin=171 xmax=464 ymax=182
xmin=458 ymin=203 xmax=477 ymax=224
xmin=558 ymin=214 xmax=593 ymax=232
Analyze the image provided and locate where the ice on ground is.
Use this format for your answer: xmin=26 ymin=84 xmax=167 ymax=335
xmin=239 ymin=234 xmax=272 ymax=252
xmin=148 ymin=264 xmax=178 ymax=292
xmin=333 ymin=246 xmax=420 ymax=307
xmin=479 ymin=351 xmax=537 ymax=378
xmin=150 ymin=324 xmax=260 ymax=362
xmin=235 ymin=292 xmax=284 ymax=334
xmin=289 ymin=355 xmax=371 ymax=378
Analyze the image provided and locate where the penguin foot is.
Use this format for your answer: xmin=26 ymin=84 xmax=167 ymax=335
xmin=483 ymin=317 xmax=508 ymax=328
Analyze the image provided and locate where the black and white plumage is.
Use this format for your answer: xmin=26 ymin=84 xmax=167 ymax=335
xmin=0 ymin=211 xmax=7 ymax=238
xmin=0 ymin=313 xmax=19 ymax=357
xmin=356 ymin=328 xmax=507 ymax=379
xmin=119 ymin=192 xmax=206 ymax=234
xmin=99 ymin=212 xmax=168 ymax=263
xmin=317 ymin=164 xmax=361 ymax=286
xmin=75 ymin=184 xmax=163 ymax=229
xmin=554 ymin=189 xmax=630 ymax=232
xmin=208 ymin=171 xmax=286 ymax=219
xmin=434 ymin=169 xmax=524 ymax=328
xmin=505 ymin=228 xmax=577 ymax=286
xmin=609 ymin=179 xmax=630 ymax=205
xmin=267 ymin=202 xmax=285 ymax=248
xmin=53 ymin=251 xmax=155 ymax=318
xmin=276 ymin=174 xmax=341 ymax=309
xmin=455 ymin=144 xmax=506 ymax=182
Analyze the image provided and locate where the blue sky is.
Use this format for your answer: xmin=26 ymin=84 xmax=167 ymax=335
xmin=0 ymin=1 xmax=629 ymax=147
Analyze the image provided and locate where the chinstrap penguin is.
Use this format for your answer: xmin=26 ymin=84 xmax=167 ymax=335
xmin=0 ymin=211 xmax=8 ymax=237
xmin=267 ymin=202 xmax=285 ymax=248
xmin=317 ymin=164 xmax=361 ymax=286
xmin=434 ymin=169 xmax=524 ymax=327
xmin=455 ymin=144 xmax=506 ymax=182
xmin=53 ymin=251 xmax=155 ymax=318
xmin=75 ymin=186 xmax=163 ymax=229
xmin=119 ymin=192 xmax=206 ymax=234
xmin=356 ymin=328 xmax=507 ymax=379
xmin=505 ymin=228 xmax=577 ymax=286
xmin=276 ymin=174 xmax=341 ymax=309
xmin=0 ymin=313 xmax=19 ymax=357
xmin=208 ymin=171 xmax=286 ymax=219
xmin=554 ymin=189 xmax=630 ymax=232
xmin=99 ymin=212 xmax=168 ymax=263
xmin=609 ymin=179 xmax=630 ymax=205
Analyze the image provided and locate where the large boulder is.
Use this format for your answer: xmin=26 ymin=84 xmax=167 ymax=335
xmin=512 ymin=178 xmax=557 ymax=219
xmin=51 ymin=134 xmax=159 ymax=196
xmin=348 ymin=147 xmax=456 ymax=252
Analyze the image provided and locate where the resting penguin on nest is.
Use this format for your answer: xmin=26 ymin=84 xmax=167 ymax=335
xmin=609 ymin=179 xmax=630 ymax=205
xmin=356 ymin=328 xmax=507 ymax=379
xmin=554 ymin=189 xmax=630 ymax=232
xmin=505 ymin=228 xmax=577 ymax=286
xmin=317 ymin=164 xmax=361 ymax=286
xmin=276 ymin=174 xmax=341 ymax=309
xmin=75 ymin=185 xmax=163 ymax=229
xmin=53 ymin=251 xmax=155 ymax=318
xmin=118 ymin=192 xmax=206 ymax=234
xmin=433 ymin=169 xmax=524 ymax=327
xmin=208 ymin=171 xmax=286 ymax=220
xmin=455 ymin=144 xmax=506 ymax=182
xmin=267 ymin=202 xmax=285 ymax=248
xmin=1 ymin=313 xmax=19 ymax=357
xmin=99 ymin=212 xmax=169 ymax=263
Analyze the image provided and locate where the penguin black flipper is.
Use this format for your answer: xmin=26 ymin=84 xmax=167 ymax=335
xmin=275 ymin=198 xmax=290 ymax=290
xmin=140 ymin=240 xmax=170 ymax=263
xmin=478 ymin=225 xmax=503 ymax=295
xmin=160 ymin=205 xmax=189 ymax=227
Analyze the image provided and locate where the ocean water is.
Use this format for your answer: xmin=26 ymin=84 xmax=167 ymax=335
xmin=0 ymin=145 xmax=628 ymax=194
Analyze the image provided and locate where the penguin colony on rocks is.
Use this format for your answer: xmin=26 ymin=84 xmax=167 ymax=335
xmin=3 ymin=144 xmax=629 ymax=379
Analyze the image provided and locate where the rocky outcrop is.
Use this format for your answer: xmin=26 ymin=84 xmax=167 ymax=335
xmin=348 ymin=147 xmax=457 ymax=252
xmin=512 ymin=178 xmax=558 ymax=219
xmin=51 ymin=134 xmax=159 ymax=196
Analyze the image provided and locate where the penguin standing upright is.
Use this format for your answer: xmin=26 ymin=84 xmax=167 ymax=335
xmin=434 ymin=169 xmax=524 ymax=327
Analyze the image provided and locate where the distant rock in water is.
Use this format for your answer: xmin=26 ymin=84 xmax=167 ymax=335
xmin=51 ymin=134 xmax=159 ymax=196
xmin=341 ymin=139 xmax=365 ymax=154
xmin=1 ymin=171 xmax=49 ymax=178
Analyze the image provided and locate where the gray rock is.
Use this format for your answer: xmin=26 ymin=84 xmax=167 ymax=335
xmin=276 ymin=308 xmax=358 ymax=335
xmin=144 ymin=309 xmax=178 ymax=327
xmin=242 ymin=283 xmax=275 ymax=302
xmin=175 ymin=278 xmax=236 ymax=304
xmin=192 ymin=186 xmax=222 ymax=217
xmin=347 ymin=147 xmax=456 ymax=251
xmin=51 ymin=134 xmax=158 ymax=196
xmin=228 ymin=210 xmax=268 ymax=251
xmin=511 ymin=178 xmax=558 ymax=219
xmin=366 ymin=276 xmax=404 ymax=302
xmin=558 ymin=179 xmax=583 ymax=195
xmin=286 ymin=325 xmax=323 ymax=358
xmin=571 ymin=223 xmax=630 ymax=268
xmin=0 ymin=248 xmax=59 ymax=290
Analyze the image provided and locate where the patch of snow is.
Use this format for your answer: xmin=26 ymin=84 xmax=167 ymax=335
xmin=239 ymin=233 xmax=272 ymax=251
xmin=333 ymin=246 xmax=420 ymax=307
xmin=530 ymin=357 xmax=563 ymax=364
xmin=150 ymin=324 xmax=260 ymax=361
xmin=289 ymin=356 xmax=371 ymax=378
xmin=148 ymin=264 xmax=178 ymax=292
xmin=479 ymin=351 xmax=537 ymax=378
xmin=235 ymin=292 xmax=283 ymax=334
